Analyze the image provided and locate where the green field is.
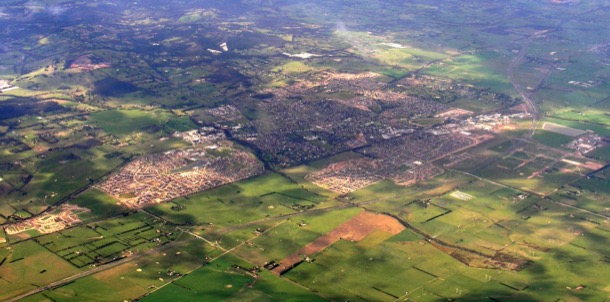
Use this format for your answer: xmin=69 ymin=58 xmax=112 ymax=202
xmin=476 ymin=143 xmax=592 ymax=195
xmin=19 ymin=234 xmax=216 ymax=302
xmin=0 ymin=240 xmax=82 ymax=301
xmin=140 ymin=253 xmax=328 ymax=302
xmin=146 ymin=172 xmax=330 ymax=227
xmin=68 ymin=188 xmax=127 ymax=220
xmin=532 ymin=130 xmax=574 ymax=149
xmin=35 ymin=211 xmax=176 ymax=268
xmin=1 ymin=0 xmax=610 ymax=301
xmin=233 ymin=207 xmax=362 ymax=264
xmin=286 ymin=239 xmax=462 ymax=301
xmin=90 ymin=109 xmax=198 ymax=136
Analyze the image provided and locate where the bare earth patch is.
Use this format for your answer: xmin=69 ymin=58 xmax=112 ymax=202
xmin=4 ymin=204 xmax=90 ymax=236
xmin=272 ymin=211 xmax=405 ymax=275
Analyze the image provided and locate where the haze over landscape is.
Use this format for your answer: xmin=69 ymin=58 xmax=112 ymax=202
xmin=0 ymin=0 xmax=610 ymax=301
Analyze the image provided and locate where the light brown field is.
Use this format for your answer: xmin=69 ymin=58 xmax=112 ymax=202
xmin=272 ymin=211 xmax=404 ymax=275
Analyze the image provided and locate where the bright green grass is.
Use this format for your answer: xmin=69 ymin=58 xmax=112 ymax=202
xmin=518 ymin=243 xmax=610 ymax=301
xmin=147 ymin=172 xmax=328 ymax=227
xmin=401 ymin=202 xmax=449 ymax=223
xmin=140 ymin=254 xmax=254 ymax=302
xmin=285 ymin=239 xmax=461 ymax=302
xmin=234 ymin=207 xmax=362 ymax=263
xmin=422 ymin=51 xmax=515 ymax=96
xmin=0 ymin=240 xmax=81 ymax=301
xmin=224 ymin=270 xmax=328 ymax=302
xmin=477 ymin=158 xmax=583 ymax=195
xmin=6 ymin=147 xmax=123 ymax=216
xmin=36 ymin=212 xmax=174 ymax=267
xmin=30 ymin=234 xmax=214 ymax=302
xmin=90 ymin=109 xmax=197 ymax=136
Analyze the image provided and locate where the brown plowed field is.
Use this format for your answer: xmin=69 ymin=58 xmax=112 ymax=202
xmin=273 ymin=211 xmax=405 ymax=275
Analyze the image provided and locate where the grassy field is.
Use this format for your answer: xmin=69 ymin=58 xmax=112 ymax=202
xmin=422 ymin=51 xmax=516 ymax=97
xmin=532 ymin=130 xmax=574 ymax=149
xmin=272 ymin=61 xmax=314 ymax=74
xmin=35 ymin=211 xmax=175 ymax=268
xmin=0 ymin=144 xmax=125 ymax=217
xmin=224 ymin=270 xmax=328 ymax=302
xmin=20 ymin=234 xmax=215 ymax=302
xmin=0 ymin=240 xmax=82 ymax=301
xmin=146 ymin=172 xmax=330 ymax=227
xmin=141 ymin=267 xmax=254 ymax=302
xmin=141 ymin=253 xmax=328 ymax=302
xmin=233 ymin=207 xmax=362 ymax=264
xmin=283 ymin=175 xmax=610 ymax=301
xmin=345 ymin=171 xmax=475 ymax=214
xmin=550 ymin=174 xmax=610 ymax=216
xmin=1 ymin=1 xmax=610 ymax=301
xmin=68 ymin=188 xmax=127 ymax=220
xmin=285 ymin=238 xmax=464 ymax=301
xmin=475 ymin=143 xmax=591 ymax=195
xmin=90 ymin=109 xmax=198 ymax=136
xmin=542 ymin=116 xmax=610 ymax=137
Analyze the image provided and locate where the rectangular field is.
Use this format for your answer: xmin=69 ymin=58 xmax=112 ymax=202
xmin=35 ymin=212 xmax=175 ymax=268
xmin=146 ymin=172 xmax=329 ymax=227
xmin=541 ymin=122 xmax=587 ymax=137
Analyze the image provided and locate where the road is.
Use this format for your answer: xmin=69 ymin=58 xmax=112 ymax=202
xmin=507 ymin=34 xmax=541 ymax=138
xmin=6 ymin=239 xmax=188 ymax=302
xmin=506 ymin=5 xmax=609 ymax=139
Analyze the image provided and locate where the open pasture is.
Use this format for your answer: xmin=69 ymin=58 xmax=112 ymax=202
xmin=90 ymin=109 xmax=198 ymax=136
xmin=146 ymin=172 xmax=329 ymax=227
xmin=233 ymin=207 xmax=362 ymax=265
xmin=0 ymin=240 xmax=81 ymax=301
xmin=271 ymin=211 xmax=404 ymax=275
xmin=35 ymin=211 xmax=175 ymax=268
xmin=27 ymin=234 xmax=214 ymax=302
xmin=141 ymin=252 xmax=327 ymax=302
xmin=477 ymin=147 xmax=594 ymax=195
